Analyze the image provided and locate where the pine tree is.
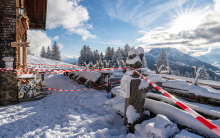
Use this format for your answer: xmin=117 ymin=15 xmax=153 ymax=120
xmin=123 ymin=44 xmax=130 ymax=61
xmin=78 ymin=45 xmax=87 ymax=64
xmin=214 ymin=76 xmax=217 ymax=81
xmin=142 ymin=55 xmax=148 ymax=68
xmin=156 ymin=48 xmax=169 ymax=70
xmin=199 ymin=65 xmax=210 ymax=80
xmin=100 ymin=52 xmax=104 ymax=61
xmin=105 ymin=46 xmax=115 ymax=67
xmin=46 ymin=46 xmax=52 ymax=59
xmin=189 ymin=72 xmax=193 ymax=78
xmin=93 ymin=50 xmax=100 ymax=63
xmin=184 ymin=71 xmax=190 ymax=77
xmin=111 ymin=47 xmax=124 ymax=68
xmin=173 ymin=70 xmax=180 ymax=76
xmin=27 ymin=48 xmax=31 ymax=55
xmin=86 ymin=45 xmax=94 ymax=64
xmin=51 ymin=41 xmax=61 ymax=61
xmin=105 ymin=46 xmax=112 ymax=61
xmin=40 ymin=46 xmax=46 ymax=57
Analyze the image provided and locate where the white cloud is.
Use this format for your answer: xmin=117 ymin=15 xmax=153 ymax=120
xmin=214 ymin=0 xmax=220 ymax=13
xmin=104 ymin=0 xmax=187 ymax=28
xmin=47 ymin=0 xmax=96 ymax=40
xmin=27 ymin=30 xmax=52 ymax=56
xmin=53 ymin=36 xmax=59 ymax=40
xmin=57 ymin=43 xmax=64 ymax=49
xmin=136 ymin=0 xmax=220 ymax=55
xmin=61 ymin=55 xmax=79 ymax=59
xmin=72 ymin=45 xmax=77 ymax=47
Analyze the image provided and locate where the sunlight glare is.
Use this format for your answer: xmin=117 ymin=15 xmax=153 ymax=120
xmin=170 ymin=14 xmax=202 ymax=33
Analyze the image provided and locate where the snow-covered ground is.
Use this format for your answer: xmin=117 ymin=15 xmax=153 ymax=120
xmin=0 ymin=73 xmax=127 ymax=138
xmin=1 ymin=56 xmax=220 ymax=137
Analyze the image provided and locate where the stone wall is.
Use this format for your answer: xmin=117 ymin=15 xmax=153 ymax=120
xmin=0 ymin=0 xmax=26 ymax=106
xmin=0 ymin=0 xmax=16 ymax=68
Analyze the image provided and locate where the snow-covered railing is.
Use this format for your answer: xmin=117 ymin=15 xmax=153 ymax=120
xmin=154 ymin=64 xmax=169 ymax=74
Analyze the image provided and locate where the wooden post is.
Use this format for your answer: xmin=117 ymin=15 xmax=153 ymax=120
xmin=41 ymin=74 xmax=44 ymax=81
xmin=124 ymin=73 xmax=146 ymax=133
xmin=154 ymin=64 xmax=159 ymax=74
xmin=23 ymin=47 xmax=27 ymax=69
xmin=123 ymin=47 xmax=146 ymax=133
xmin=192 ymin=67 xmax=202 ymax=85
xmin=100 ymin=72 xmax=111 ymax=92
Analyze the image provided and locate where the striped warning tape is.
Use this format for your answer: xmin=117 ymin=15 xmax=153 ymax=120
xmin=0 ymin=67 xmax=130 ymax=74
xmin=28 ymin=63 xmax=85 ymax=68
xmin=134 ymin=70 xmax=220 ymax=136
xmin=0 ymin=70 xmax=64 ymax=74
xmin=3 ymin=70 xmax=121 ymax=92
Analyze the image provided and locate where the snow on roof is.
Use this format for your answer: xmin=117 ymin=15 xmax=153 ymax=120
xmin=162 ymin=80 xmax=190 ymax=90
xmin=189 ymin=84 xmax=220 ymax=99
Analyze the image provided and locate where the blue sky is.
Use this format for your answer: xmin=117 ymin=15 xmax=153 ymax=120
xmin=27 ymin=0 xmax=220 ymax=58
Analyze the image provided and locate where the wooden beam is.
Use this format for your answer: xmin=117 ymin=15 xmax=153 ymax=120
xmin=11 ymin=42 xmax=30 ymax=47
xmin=34 ymin=0 xmax=36 ymax=22
xmin=23 ymin=47 xmax=27 ymax=69
xmin=43 ymin=0 xmax=45 ymax=23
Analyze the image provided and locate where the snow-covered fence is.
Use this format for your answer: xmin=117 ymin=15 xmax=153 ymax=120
xmin=154 ymin=64 xmax=169 ymax=74
xmin=116 ymin=60 xmax=126 ymax=68
xmin=84 ymin=60 xmax=112 ymax=69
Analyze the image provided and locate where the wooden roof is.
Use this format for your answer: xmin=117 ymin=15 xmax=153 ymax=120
xmin=25 ymin=0 xmax=47 ymax=30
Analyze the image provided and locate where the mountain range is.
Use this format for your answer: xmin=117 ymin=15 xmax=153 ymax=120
xmin=61 ymin=55 xmax=78 ymax=64
xmin=190 ymin=48 xmax=220 ymax=68
xmin=145 ymin=47 xmax=220 ymax=79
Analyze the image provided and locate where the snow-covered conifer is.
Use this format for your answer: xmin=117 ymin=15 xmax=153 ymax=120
xmin=214 ymin=76 xmax=217 ymax=81
xmin=142 ymin=55 xmax=148 ymax=68
xmin=27 ymin=48 xmax=31 ymax=55
xmin=105 ymin=47 xmax=115 ymax=67
xmin=86 ymin=45 xmax=94 ymax=63
xmin=184 ymin=71 xmax=190 ymax=77
xmin=156 ymin=48 xmax=169 ymax=70
xmin=189 ymin=72 xmax=193 ymax=78
xmin=111 ymin=47 xmax=124 ymax=67
xmin=100 ymin=52 xmax=104 ymax=61
xmin=93 ymin=50 xmax=100 ymax=63
xmin=173 ymin=70 xmax=180 ymax=76
xmin=78 ymin=45 xmax=87 ymax=64
xmin=199 ymin=65 xmax=210 ymax=80
xmin=123 ymin=44 xmax=130 ymax=61
xmin=51 ymin=41 xmax=61 ymax=61
xmin=46 ymin=46 xmax=52 ymax=59
xmin=40 ymin=46 xmax=46 ymax=57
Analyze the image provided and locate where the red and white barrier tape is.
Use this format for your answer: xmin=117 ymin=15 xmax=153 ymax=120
xmin=0 ymin=70 xmax=64 ymax=74
xmin=0 ymin=67 xmax=130 ymax=74
xmin=5 ymin=72 xmax=28 ymax=84
xmin=28 ymin=63 xmax=85 ymax=68
xmin=134 ymin=70 xmax=220 ymax=136
xmin=42 ymin=80 xmax=121 ymax=91
xmin=3 ymin=70 xmax=121 ymax=92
